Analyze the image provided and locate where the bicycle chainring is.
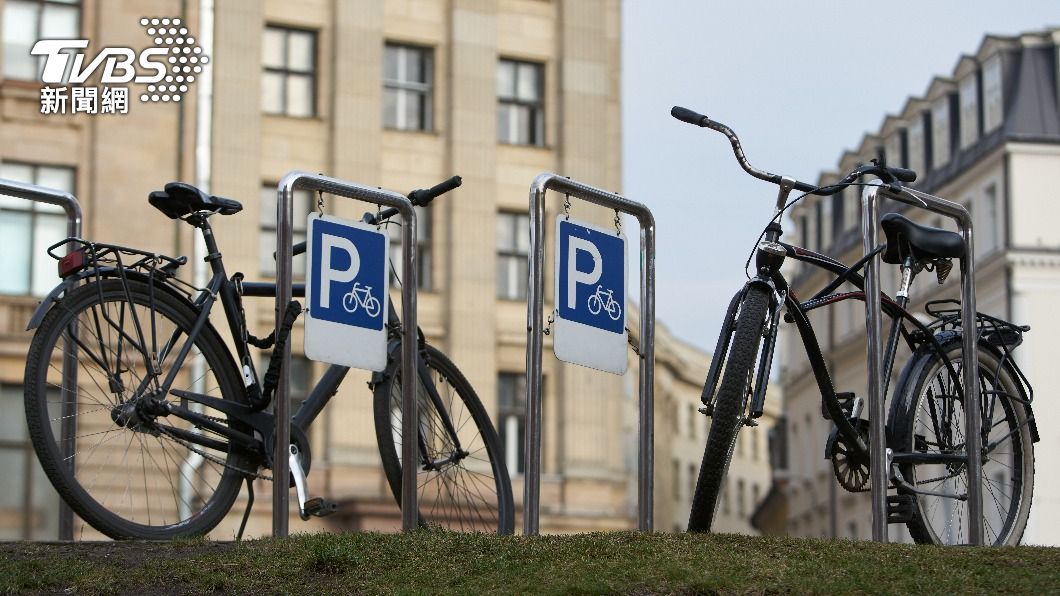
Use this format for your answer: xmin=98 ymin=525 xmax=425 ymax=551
xmin=829 ymin=418 xmax=871 ymax=492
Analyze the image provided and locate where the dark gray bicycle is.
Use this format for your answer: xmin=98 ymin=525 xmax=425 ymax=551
xmin=673 ymin=106 xmax=1036 ymax=546
xmin=23 ymin=176 xmax=514 ymax=539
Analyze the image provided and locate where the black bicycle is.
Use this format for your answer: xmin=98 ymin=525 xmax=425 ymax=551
xmin=672 ymin=106 xmax=1036 ymax=546
xmin=23 ymin=176 xmax=515 ymax=539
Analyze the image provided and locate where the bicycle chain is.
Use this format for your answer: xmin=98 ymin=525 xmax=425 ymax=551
xmin=154 ymin=418 xmax=273 ymax=482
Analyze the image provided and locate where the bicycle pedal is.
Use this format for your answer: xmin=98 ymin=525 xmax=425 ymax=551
xmin=886 ymin=494 xmax=917 ymax=524
xmin=303 ymin=497 xmax=338 ymax=518
xmin=822 ymin=392 xmax=857 ymax=421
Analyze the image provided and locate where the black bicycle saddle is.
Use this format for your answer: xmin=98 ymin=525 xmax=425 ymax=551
xmin=880 ymin=212 xmax=965 ymax=265
xmin=148 ymin=182 xmax=244 ymax=219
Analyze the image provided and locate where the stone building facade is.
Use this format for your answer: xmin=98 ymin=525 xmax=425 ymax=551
xmin=774 ymin=28 xmax=1060 ymax=545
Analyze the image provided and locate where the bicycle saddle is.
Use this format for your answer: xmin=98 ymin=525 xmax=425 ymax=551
xmin=880 ymin=212 xmax=965 ymax=265
xmin=148 ymin=182 xmax=244 ymax=219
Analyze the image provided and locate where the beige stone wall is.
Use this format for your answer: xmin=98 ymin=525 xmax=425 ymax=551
xmin=0 ymin=0 xmax=699 ymax=540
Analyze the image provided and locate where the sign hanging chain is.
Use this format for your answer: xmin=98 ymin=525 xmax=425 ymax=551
xmin=614 ymin=209 xmax=622 ymax=235
xmin=563 ymin=193 xmax=571 ymax=220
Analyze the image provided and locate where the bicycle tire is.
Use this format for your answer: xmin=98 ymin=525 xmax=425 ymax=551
xmin=688 ymin=284 xmax=769 ymax=532
xmin=889 ymin=338 xmax=1034 ymax=545
xmin=24 ymin=278 xmax=249 ymax=539
xmin=373 ymin=343 xmax=515 ymax=534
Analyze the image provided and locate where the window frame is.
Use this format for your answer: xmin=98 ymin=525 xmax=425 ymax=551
xmin=258 ymin=184 xmax=313 ymax=278
xmin=496 ymin=211 xmax=530 ymax=300
xmin=497 ymin=372 xmax=527 ymax=475
xmin=0 ymin=161 xmax=75 ymax=296
xmin=982 ymin=54 xmax=1003 ymax=133
xmin=2 ymin=0 xmax=81 ymax=81
xmin=383 ymin=42 xmax=434 ymax=132
xmin=385 ymin=204 xmax=432 ymax=290
xmin=496 ymin=58 xmax=545 ymax=146
xmin=262 ymin=24 xmax=318 ymax=118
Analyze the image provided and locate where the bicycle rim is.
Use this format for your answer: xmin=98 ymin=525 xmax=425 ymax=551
xmin=374 ymin=345 xmax=514 ymax=534
xmin=900 ymin=344 xmax=1033 ymax=545
xmin=24 ymin=279 xmax=247 ymax=540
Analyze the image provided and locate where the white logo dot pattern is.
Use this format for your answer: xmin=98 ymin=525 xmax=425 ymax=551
xmin=140 ymin=16 xmax=208 ymax=103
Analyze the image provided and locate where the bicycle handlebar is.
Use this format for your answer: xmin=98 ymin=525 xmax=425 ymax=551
xmin=289 ymin=176 xmax=462 ymax=257
xmin=670 ymin=105 xmax=916 ymax=196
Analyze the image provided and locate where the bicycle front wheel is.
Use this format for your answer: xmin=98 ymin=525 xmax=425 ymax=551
xmin=890 ymin=338 xmax=1034 ymax=545
xmin=24 ymin=279 xmax=249 ymax=540
xmin=688 ymin=284 xmax=769 ymax=532
xmin=373 ymin=344 xmax=514 ymax=534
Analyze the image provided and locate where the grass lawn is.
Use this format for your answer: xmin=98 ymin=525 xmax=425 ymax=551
xmin=2 ymin=530 xmax=1058 ymax=594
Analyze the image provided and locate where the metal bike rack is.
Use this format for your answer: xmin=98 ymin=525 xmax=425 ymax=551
xmin=861 ymin=184 xmax=983 ymax=545
xmin=274 ymin=172 xmax=419 ymax=537
xmin=524 ymin=173 xmax=656 ymax=534
xmin=0 ymin=178 xmax=83 ymax=541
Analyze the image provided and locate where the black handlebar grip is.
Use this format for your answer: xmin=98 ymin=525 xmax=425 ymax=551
xmin=409 ymin=175 xmax=462 ymax=206
xmin=890 ymin=167 xmax=917 ymax=183
xmin=292 ymin=241 xmax=307 ymax=257
xmin=671 ymin=106 xmax=709 ymax=126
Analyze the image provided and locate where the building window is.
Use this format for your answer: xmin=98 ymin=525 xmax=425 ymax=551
xmin=496 ymin=211 xmax=529 ymax=299
xmin=907 ymin=117 xmax=925 ymax=176
xmin=842 ymin=187 xmax=859 ymax=233
xmin=819 ymin=198 xmax=831 ymax=251
xmin=931 ymin=97 xmax=951 ymax=168
xmin=386 ymin=205 xmax=431 ymax=290
xmin=0 ymin=384 xmax=60 ymax=540
xmin=959 ymin=73 xmax=979 ymax=149
xmin=259 ymin=185 xmax=313 ymax=278
xmin=983 ymin=55 xmax=1003 ymax=133
xmin=884 ymin=132 xmax=904 ymax=170
xmin=2 ymin=0 xmax=80 ymax=81
xmin=975 ymin=183 xmax=999 ymax=257
xmin=672 ymin=459 xmax=681 ymax=496
xmin=737 ymin=479 xmax=746 ymax=517
xmin=0 ymin=163 xmax=74 ymax=296
xmin=262 ymin=26 xmax=316 ymax=117
xmin=497 ymin=59 xmax=544 ymax=146
xmin=498 ymin=373 xmax=526 ymax=474
xmin=384 ymin=43 xmax=432 ymax=131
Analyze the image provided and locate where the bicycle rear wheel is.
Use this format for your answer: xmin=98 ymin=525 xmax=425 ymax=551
xmin=373 ymin=344 xmax=514 ymax=534
xmin=890 ymin=339 xmax=1034 ymax=545
xmin=688 ymin=285 xmax=769 ymax=532
xmin=24 ymin=278 xmax=249 ymax=539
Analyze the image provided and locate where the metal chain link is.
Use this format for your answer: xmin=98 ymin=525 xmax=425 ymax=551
xmin=155 ymin=421 xmax=272 ymax=481
xmin=563 ymin=194 xmax=571 ymax=220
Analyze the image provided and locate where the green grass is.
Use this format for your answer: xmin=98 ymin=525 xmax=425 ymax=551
xmin=2 ymin=530 xmax=1058 ymax=594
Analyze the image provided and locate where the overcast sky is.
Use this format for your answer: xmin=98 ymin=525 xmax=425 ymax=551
xmin=621 ymin=1 xmax=1059 ymax=352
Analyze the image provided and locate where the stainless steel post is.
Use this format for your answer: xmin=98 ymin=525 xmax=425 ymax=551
xmin=524 ymin=173 xmax=656 ymax=535
xmin=275 ymin=172 xmax=418 ymax=536
xmin=860 ymin=184 xmax=982 ymax=545
xmin=0 ymin=178 xmax=82 ymax=541
xmin=861 ymin=186 xmax=887 ymax=543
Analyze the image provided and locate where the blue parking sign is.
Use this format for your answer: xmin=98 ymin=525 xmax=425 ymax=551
xmin=305 ymin=214 xmax=389 ymax=370
xmin=554 ymin=216 xmax=627 ymax=374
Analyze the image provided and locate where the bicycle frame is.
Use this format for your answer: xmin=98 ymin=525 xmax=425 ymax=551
xmin=704 ymin=236 xmax=970 ymax=464
xmin=45 ymin=211 xmax=461 ymax=476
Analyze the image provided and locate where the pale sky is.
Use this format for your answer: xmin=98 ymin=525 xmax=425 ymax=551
xmin=622 ymin=0 xmax=1059 ymax=351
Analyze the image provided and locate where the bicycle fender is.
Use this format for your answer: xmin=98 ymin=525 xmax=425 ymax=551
xmin=888 ymin=332 xmax=1038 ymax=444
xmin=26 ymin=267 xmax=193 ymax=331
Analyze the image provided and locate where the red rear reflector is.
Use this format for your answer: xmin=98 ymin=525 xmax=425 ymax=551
xmin=58 ymin=250 xmax=87 ymax=278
